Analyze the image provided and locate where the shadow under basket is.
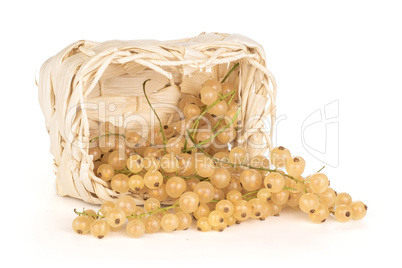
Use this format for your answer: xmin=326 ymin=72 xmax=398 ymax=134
xmin=38 ymin=32 xmax=277 ymax=205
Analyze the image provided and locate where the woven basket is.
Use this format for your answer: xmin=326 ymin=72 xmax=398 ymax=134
xmin=38 ymin=32 xmax=277 ymax=205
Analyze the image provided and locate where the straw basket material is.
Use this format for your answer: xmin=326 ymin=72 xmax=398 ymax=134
xmin=38 ymin=32 xmax=277 ymax=205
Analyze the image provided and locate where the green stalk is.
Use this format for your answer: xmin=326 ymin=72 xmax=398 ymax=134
xmin=317 ymin=166 xmax=325 ymax=173
xmin=74 ymin=208 xmax=104 ymax=219
xmin=185 ymin=106 xmax=240 ymax=151
xmin=191 ymin=105 xmax=207 ymax=139
xmin=212 ymin=89 xmax=238 ymax=132
xmin=190 ymin=90 xmax=236 ymax=131
xmin=221 ymin=62 xmax=239 ymax=84
xmin=89 ymin=133 xmax=125 ymax=143
xmin=114 ymin=169 xmax=135 ymax=176
xmin=127 ymin=204 xmax=179 ymax=219
xmin=142 ymin=79 xmax=167 ymax=153
xmin=74 ymin=203 xmax=181 ymax=220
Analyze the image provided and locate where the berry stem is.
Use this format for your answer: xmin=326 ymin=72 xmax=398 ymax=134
xmin=209 ymin=105 xmax=240 ymax=143
xmin=212 ymin=90 xmax=237 ymax=132
xmin=114 ymin=167 xmax=136 ymax=176
xmin=317 ymin=166 xmax=326 ymax=173
xmin=191 ymin=105 xmax=207 ymax=139
xmin=189 ymin=90 xmax=236 ymax=133
xmin=221 ymin=62 xmax=239 ymax=84
xmin=74 ymin=208 xmax=104 ymax=219
xmin=183 ymin=136 xmax=188 ymax=152
xmin=74 ymin=203 xmax=181 ymax=221
xmin=160 ymin=170 xmax=207 ymax=181
xmin=283 ymin=187 xmax=298 ymax=191
xmin=126 ymin=204 xmax=180 ymax=219
xmin=242 ymin=190 xmax=258 ymax=197
xmin=185 ymin=105 xmax=240 ymax=151
xmin=242 ymin=190 xmax=258 ymax=200
xmin=142 ymin=79 xmax=167 ymax=154
xmin=181 ymin=174 xmax=208 ymax=181
xmin=89 ymin=133 xmax=125 ymax=143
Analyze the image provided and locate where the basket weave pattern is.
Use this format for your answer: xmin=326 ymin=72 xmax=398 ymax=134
xmin=38 ymin=32 xmax=277 ymax=204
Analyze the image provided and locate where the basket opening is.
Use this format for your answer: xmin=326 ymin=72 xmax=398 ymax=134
xmin=85 ymin=61 xmax=239 ymax=140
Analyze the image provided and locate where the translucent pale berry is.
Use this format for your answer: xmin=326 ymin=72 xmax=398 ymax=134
xmin=144 ymin=197 xmax=161 ymax=213
xmin=126 ymin=219 xmax=145 ymax=238
xmin=175 ymin=211 xmax=193 ymax=230
xmin=209 ymin=101 xmax=228 ymax=117
xmin=96 ymin=164 xmax=114 ymax=182
xmin=309 ymin=173 xmax=329 ymax=194
xmin=203 ymin=79 xmax=222 ymax=92
xmin=195 ymin=154 xmax=216 ymax=178
xmin=88 ymin=147 xmax=101 ymax=161
xmin=106 ymin=208 xmax=126 ymax=228
xmin=72 ymin=216 xmax=91 ymax=235
xmin=215 ymin=200 xmax=234 ymax=218
xmin=125 ymin=131 xmax=142 ymax=148
xmin=115 ymin=195 xmax=137 ymax=216
xmin=197 ymin=217 xmax=212 ymax=232
xmin=193 ymin=181 xmax=215 ymax=203
xmin=183 ymin=104 xmax=201 ymax=119
xmin=233 ymin=200 xmax=252 ymax=221
xmin=90 ymin=219 xmax=110 ymax=239
xmin=264 ymin=172 xmax=285 ymax=193
xmin=160 ymin=152 xmax=179 ymax=173
xmin=111 ymin=174 xmax=130 ymax=193
xmin=335 ymin=192 xmax=352 ymax=206
xmin=210 ymin=168 xmax=231 ymax=188
xmin=335 ymin=205 xmax=353 ymax=223
xmin=212 ymin=219 xmax=228 ymax=232
xmin=144 ymin=171 xmax=163 ymax=189
xmin=179 ymin=191 xmax=200 ymax=213
xmin=239 ymin=169 xmax=262 ymax=191
xmin=249 ymin=155 xmax=270 ymax=177
xmin=226 ymin=190 xmax=243 ymax=204
xmin=319 ymin=188 xmax=337 ymax=206
xmin=299 ymin=193 xmax=319 ymax=213
xmin=248 ymin=198 xmax=268 ymax=219
xmin=308 ymin=204 xmax=330 ymax=223
xmin=161 ymin=214 xmax=180 ymax=232
xmin=200 ymin=86 xmax=218 ymax=105
xmin=271 ymin=190 xmax=290 ymax=206
xmin=229 ymin=147 xmax=246 ymax=165
xmin=100 ymin=201 xmax=115 ymax=216
xmin=165 ymin=176 xmax=187 ymax=198
xmin=193 ymin=203 xmax=210 ymax=220
xmin=143 ymin=216 xmax=161 ymax=233
xmin=286 ymin=156 xmax=306 ymax=178
xmin=350 ymin=201 xmax=367 ymax=220
xmin=257 ymin=188 xmax=272 ymax=202
xmin=270 ymin=146 xmax=291 ymax=168
xmin=208 ymin=210 xmax=225 ymax=227
xmin=126 ymin=154 xmax=144 ymax=173
xmin=108 ymin=150 xmax=127 ymax=170
xmin=146 ymin=183 xmax=168 ymax=202
xmin=128 ymin=175 xmax=145 ymax=192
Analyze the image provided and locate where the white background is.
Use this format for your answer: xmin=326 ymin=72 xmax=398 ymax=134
xmin=1 ymin=0 xmax=401 ymax=267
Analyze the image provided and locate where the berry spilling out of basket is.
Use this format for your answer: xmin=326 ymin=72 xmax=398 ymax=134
xmin=72 ymin=71 xmax=367 ymax=239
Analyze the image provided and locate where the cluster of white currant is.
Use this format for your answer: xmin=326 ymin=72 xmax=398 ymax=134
xmin=72 ymin=71 xmax=367 ymax=239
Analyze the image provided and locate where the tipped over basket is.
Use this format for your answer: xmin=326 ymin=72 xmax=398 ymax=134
xmin=38 ymin=32 xmax=277 ymax=205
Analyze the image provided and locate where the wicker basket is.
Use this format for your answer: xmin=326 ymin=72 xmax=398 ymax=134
xmin=38 ymin=32 xmax=277 ymax=205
